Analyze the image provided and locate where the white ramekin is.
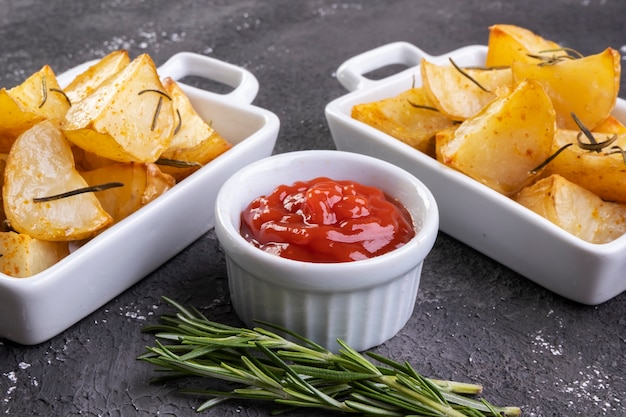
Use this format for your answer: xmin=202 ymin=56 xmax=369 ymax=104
xmin=214 ymin=150 xmax=438 ymax=352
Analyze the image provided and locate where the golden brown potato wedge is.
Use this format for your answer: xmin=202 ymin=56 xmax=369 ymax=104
xmin=512 ymin=48 xmax=620 ymax=131
xmin=515 ymin=174 xmax=626 ymax=244
xmin=543 ymin=129 xmax=626 ymax=204
xmin=0 ymin=232 xmax=69 ymax=278
xmin=71 ymin=145 xmax=116 ymax=171
xmin=158 ymin=77 xmax=232 ymax=181
xmin=593 ymin=115 xmax=626 ymax=134
xmin=485 ymin=24 xmax=567 ymax=67
xmin=61 ymin=53 xmax=176 ymax=163
xmin=351 ymin=86 xmax=456 ymax=157
xmin=436 ymin=79 xmax=555 ymax=196
xmin=63 ymin=49 xmax=131 ymax=104
xmin=421 ymin=58 xmax=513 ymax=121
xmin=80 ymin=162 xmax=175 ymax=224
xmin=3 ymin=120 xmax=112 ymax=241
xmin=0 ymin=65 xmax=70 ymax=151
xmin=0 ymin=90 xmax=46 ymax=152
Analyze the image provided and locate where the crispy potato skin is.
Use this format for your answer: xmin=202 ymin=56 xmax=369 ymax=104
xmin=351 ymin=87 xmax=455 ymax=157
xmin=515 ymin=174 xmax=626 ymax=244
xmin=485 ymin=24 xmax=567 ymax=67
xmin=544 ymin=130 xmax=626 ymax=204
xmin=0 ymin=232 xmax=69 ymax=278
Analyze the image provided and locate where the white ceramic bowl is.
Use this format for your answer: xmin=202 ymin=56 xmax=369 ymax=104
xmin=214 ymin=150 xmax=439 ymax=352
xmin=0 ymin=52 xmax=280 ymax=345
xmin=325 ymin=41 xmax=626 ymax=305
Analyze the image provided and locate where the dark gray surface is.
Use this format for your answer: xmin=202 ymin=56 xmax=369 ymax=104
xmin=1 ymin=1 xmax=625 ymax=416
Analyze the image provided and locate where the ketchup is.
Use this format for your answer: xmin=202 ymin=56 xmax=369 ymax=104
xmin=240 ymin=177 xmax=415 ymax=263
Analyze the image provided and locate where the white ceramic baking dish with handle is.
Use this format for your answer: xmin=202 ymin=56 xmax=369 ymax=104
xmin=0 ymin=52 xmax=280 ymax=345
xmin=325 ymin=41 xmax=626 ymax=305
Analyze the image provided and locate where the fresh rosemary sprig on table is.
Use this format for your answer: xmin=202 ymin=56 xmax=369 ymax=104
xmin=139 ymin=296 xmax=521 ymax=416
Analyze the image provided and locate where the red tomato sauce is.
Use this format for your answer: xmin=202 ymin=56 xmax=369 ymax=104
xmin=240 ymin=177 xmax=415 ymax=263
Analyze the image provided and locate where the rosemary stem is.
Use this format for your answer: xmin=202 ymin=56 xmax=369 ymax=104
xmin=379 ymin=375 xmax=469 ymax=417
xmin=430 ymin=379 xmax=483 ymax=394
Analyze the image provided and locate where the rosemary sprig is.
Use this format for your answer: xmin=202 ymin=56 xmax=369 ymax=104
xmin=526 ymin=47 xmax=582 ymax=66
xmin=138 ymin=89 xmax=172 ymax=131
xmin=32 ymin=182 xmax=124 ymax=203
xmin=139 ymin=297 xmax=521 ymax=416
xmin=155 ymin=158 xmax=203 ymax=169
xmin=449 ymin=58 xmax=490 ymax=93
xmin=529 ymin=112 xmax=626 ymax=175
xmin=407 ymin=100 xmax=440 ymax=112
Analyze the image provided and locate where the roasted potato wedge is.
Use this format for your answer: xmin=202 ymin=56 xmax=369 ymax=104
xmin=516 ymin=174 xmax=626 ymax=244
xmin=3 ymin=120 xmax=112 ymax=241
xmin=485 ymin=24 xmax=567 ymax=67
xmin=0 ymin=90 xmax=45 ymax=152
xmin=71 ymin=145 xmax=116 ymax=171
xmin=61 ymin=53 xmax=176 ymax=163
xmin=80 ymin=162 xmax=175 ymax=224
xmin=351 ymin=87 xmax=456 ymax=157
xmin=63 ymin=49 xmax=131 ymax=104
xmin=0 ymin=65 xmax=70 ymax=151
xmin=512 ymin=48 xmax=620 ymax=130
xmin=543 ymin=129 xmax=626 ymax=204
xmin=421 ymin=58 xmax=513 ymax=121
xmin=594 ymin=115 xmax=626 ymax=134
xmin=158 ymin=77 xmax=232 ymax=181
xmin=436 ymin=79 xmax=555 ymax=195
xmin=0 ymin=232 xmax=69 ymax=278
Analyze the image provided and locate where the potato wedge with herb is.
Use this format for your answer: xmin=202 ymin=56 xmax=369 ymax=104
xmin=157 ymin=77 xmax=232 ymax=181
xmin=351 ymin=87 xmax=456 ymax=157
xmin=516 ymin=174 xmax=626 ymax=244
xmin=3 ymin=120 xmax=112 ymax=241
xmin=543 ymin=129 xmax=626 ymax=204
xmin=0 ymin=65 xmax=70 ymax=151
xmin=61 ymin=53 xmax=176 ymax=163
xmin=486 ymin=24 xmax=568 ymax=67
xmin=512 ymin=48 xmax=620 ymax=130
xmin=0 ymin=232 xmax=69 ymax=278
xmin=63 ymin=49 xmax=131 ymax=104
xmin=436 ymin=79 xmax=555 ymax=196
xmin=80 ymin=162 xmax=175 ymax=224
xmin=421 ymin=58 xmax=513 ymax=121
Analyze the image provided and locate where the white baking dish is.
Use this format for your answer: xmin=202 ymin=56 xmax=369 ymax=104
xmin=325 ymin=41 xmax=626 ymax=305
xmin=0 ymin=52 xmax=280 ymax=344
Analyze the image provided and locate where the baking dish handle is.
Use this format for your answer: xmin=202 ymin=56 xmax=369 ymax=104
xmin=158 ymin=52 xmax=260 ymax=104
xmin=336 ymin=41 xmax=427 ymax=92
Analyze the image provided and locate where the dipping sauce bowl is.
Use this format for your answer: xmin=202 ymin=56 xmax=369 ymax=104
xmin=214 ymin=150 xmax=438 ymax=352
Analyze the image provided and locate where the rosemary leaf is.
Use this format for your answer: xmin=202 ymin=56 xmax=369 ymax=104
xmin=156 ymin=158 xmax=203 ymax=168
xmin=288 ymin=365 xmax=375 ymax=382
xmin=33 ymin=182 xmax=123 ymax=203
xmin=343 ymin=399 xmax=405 ymax=416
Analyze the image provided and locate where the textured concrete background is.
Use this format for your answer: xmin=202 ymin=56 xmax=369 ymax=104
xmin=1 ymin=1 xmax=625 ymax=416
